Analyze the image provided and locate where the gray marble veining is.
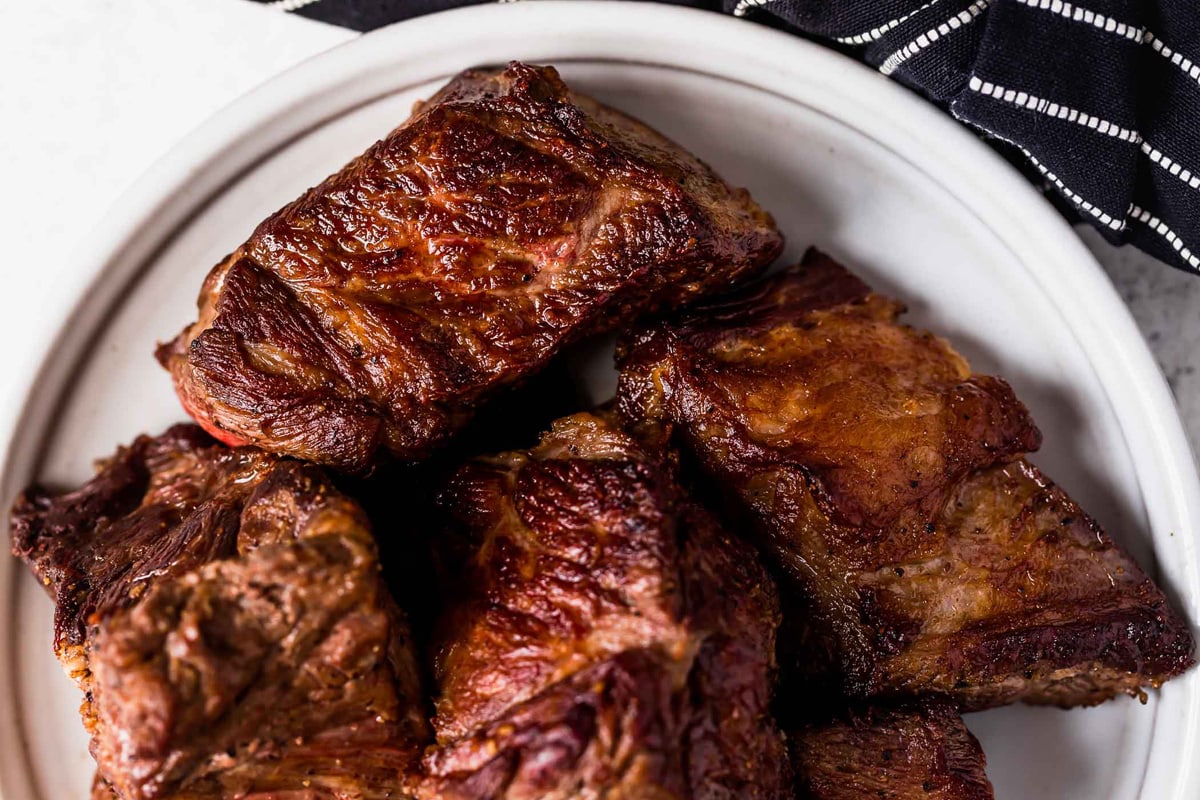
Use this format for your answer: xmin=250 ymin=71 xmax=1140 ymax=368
xmin=1082 ymin=227 xmax=1200 ymax=461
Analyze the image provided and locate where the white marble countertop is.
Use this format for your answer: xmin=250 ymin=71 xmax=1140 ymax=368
xmin=2 ymin=0 xmax=1197 ymax=454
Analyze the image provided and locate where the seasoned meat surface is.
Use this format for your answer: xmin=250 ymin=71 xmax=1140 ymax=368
xmin=420 ymin=412 xmax=790 ymax=799
xmin=616 ymin=249 xmax=1194 ymax=708
xmin=851 ymin=459 xmax=1194 ymax=706
xmin=791 ymin=703 xmax=993 ymax=800
xmin=10 ymin=426 xmax=429 ymax=799
xmin=619 ymin=249 xmax=1040 ymax=530
xmin=158 ymin=61 xmax=782 ymax=473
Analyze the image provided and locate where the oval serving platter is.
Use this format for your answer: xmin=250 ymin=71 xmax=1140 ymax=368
xmin=1 ymin=3 xmax=1197 ymax=799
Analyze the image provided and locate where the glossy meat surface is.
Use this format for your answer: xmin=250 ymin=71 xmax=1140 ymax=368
xmin=791 ymin=703 xmax=993 ymax=800
xmin=852 ymin=459 xmax=1193 ymax=706
xmin=159 ymin=61 xmax=782 ymax=473
xmin=619 ymin=249 xmax=1040 ymax=529
xmin=420 ymin=413 xmax=790 ymax=799
xmin=616 ymin=249 xmax=1194 ymax=708
xmin=10 ymin=426 xmax=429 ymax=799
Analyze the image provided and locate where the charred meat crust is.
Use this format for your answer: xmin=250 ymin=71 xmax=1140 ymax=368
xmin=10 ymin=425 xmax=429 ymax=800
xmin=790 ymin=702 xmax=994 ymax=800
xmin=615 ymin=248 xmax=1195 ymax=709
xmin=158 ymin=61 xmax=782 ymax=473
xmin=420 ymin=412 xmax=791 ymax=799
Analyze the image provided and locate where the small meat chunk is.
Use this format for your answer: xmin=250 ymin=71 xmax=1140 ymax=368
xmin=616 ymin=249 xmax=1194 ymax=708
xmin=11 ymin=425 xmax=429 ymax=799
xmin=791 ymin=703 xmax=993 ymax=800
xmin=420 ymin=413 xmax=790 ymax=799
xmin=158 ymin=62 xmax=782 ymax=473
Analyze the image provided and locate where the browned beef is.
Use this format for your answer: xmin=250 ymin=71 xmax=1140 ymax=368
xmin=419 ymin=412 xmax=790 ymax=799
xmin=616 ymin=248 xmax=1194 ymax=709
xmin=11 ymin=425 xmax=429 ymax=799
xmin=158 ymin=62 xmax=782 ymax=473
xmin=791 ymin=703 xmax=993 ymax=800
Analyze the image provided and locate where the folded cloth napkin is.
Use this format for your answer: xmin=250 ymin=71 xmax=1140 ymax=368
xmin=250 ymin=0 xmax=1200 ymax=275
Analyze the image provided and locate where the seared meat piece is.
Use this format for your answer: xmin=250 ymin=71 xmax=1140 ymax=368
xmin=158 ymin=61 xmax=782 ymax=473
xmin=420 ymin=413 xmax=790 ymax=799
xmin=11 ymin=425 xmax=429 ymax=800
xmin=620 ymin=249 xmax=1041 ymax=530
xmin=12 ymin=425 xmax=359 ymax=682
xmin=616 ymin=249 xmax=1194 ymax=709
xmin=845 ymin=458 xmax=1196 ymax=707
xmin=791 ymin=703 xmax=993 ymax=800
xmin=93 ymin=534 xmax=423 ymax=800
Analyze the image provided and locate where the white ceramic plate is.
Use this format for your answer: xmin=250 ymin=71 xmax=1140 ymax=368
xmin=2 ymin=3 xmax=1197 ymax=799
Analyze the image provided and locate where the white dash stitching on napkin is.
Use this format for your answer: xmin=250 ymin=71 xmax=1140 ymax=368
xmin=952 ymin=109 xmax=1128 ymax=231
xmin=1014 ymin=1 xmax=1200 ymax=90
xmin=1130 ymin=205 xmax=1200 ymax=271
xmin=878 ymin=0 xmax=990 ymax=77
xmin=968 ymin=77 xmax=1140 ymax=141
xmin=1011 ymin=0 xmax=1144 ymax=41
xmin=1141 ymin=142 xmax=1200 ymax=192
xmin=1021 ymin=149 xmax=1125 ymax=231
xmin=834 ymin=0 xmax=944 ymax=45
xmin=732 ymin=0 xmax=772 ymax=18
xmin=967 ymin=76 xmax=1200 ymax=195
xmin=1146 ymin=33 xmax=1200 ymax=89
xmin=962 ymin=78 xmax=1200 ymax=258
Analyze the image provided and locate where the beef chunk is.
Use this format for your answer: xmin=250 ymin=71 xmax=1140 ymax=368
xmin=12 ymin=425 xmax=367 ymax=677
xmin=10 ymin=425 xmax=429 ymax=799
xmin=618 ymin=249 xmax=1040 ymax=530
xmin=419 ymin=412 xmax=790 ymax=799
xmin=616 ymin=249 xmax=1194 ymax=708
xmin=791 ymin=703 xmax=993 ymax=800
xmin=158 ymin=62 xmax=782 ymax=473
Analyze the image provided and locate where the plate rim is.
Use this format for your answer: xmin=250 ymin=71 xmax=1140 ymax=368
xmin=2 ymin=3 xmax=1197 ymax=798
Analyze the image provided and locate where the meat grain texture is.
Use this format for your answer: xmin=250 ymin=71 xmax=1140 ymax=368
xmin=790 ymin=703 xmax=993 ymax=800
xmin=420 ymin=412 xmax=791 ymax=799
xmin=616 ymin=248 xmax=1195 ymax=709
xmin=158 ymin=62 xmax=782 ymax=473
xmin=11 ymin=425 xmax=430 ymax=800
